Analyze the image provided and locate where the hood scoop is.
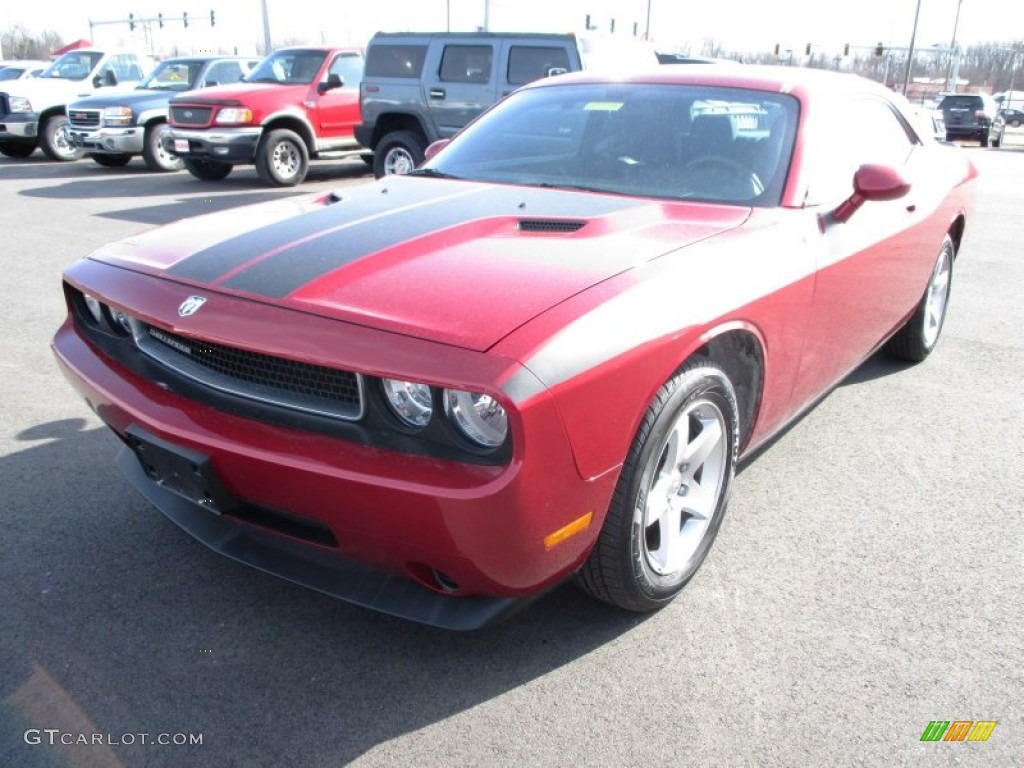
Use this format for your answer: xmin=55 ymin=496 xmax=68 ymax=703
xmin=517 ymin=219 xmax=587 ymax=234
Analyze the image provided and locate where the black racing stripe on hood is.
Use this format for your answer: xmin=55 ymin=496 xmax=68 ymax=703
xmin=222 ymin=187 xmax=646 ymax=298
xmin=166 ymin=181 xmax=448 ymax=283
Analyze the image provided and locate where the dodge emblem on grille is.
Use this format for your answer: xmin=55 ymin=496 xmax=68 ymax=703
xmin=178 ymin=295 xmax=207 ymax=317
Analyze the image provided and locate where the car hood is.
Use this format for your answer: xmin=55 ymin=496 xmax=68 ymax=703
xmin=69 ymin=88 xmax=176 ymax=111
xmin=89 ymin=177 xmax=749 ymax=351
xmin=169 ymin=82 xmax=307 ymax=104
xmin=3 ymin=77 xmax=134 ymax=104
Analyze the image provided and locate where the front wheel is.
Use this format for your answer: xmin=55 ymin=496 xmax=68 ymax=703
xmin=254 ymin=129 xmax=309 ymax=186
xmin=884 ymin=235 xmax=954 ymax=362
xmin=372 ymin=130 xmax=426 ymax=178
xmin=575 ymin=360 xmax=739 ymax=612
xmin=990 ymin=131 xmax=1002 ymax=148
xmin=40 ymin=115 xmax=82 ymax=161
xmin=183 ymin=158 xmax=233 ymax=181
xmin=0 ymin=142 xmax=36 ymax=158
xmin=90 ymin=153 xmax=132 ymax=168
xmin=142 ymin=123 xmax=183 ymax=171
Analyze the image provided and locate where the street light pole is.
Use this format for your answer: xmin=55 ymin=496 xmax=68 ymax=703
xmin=902 ymin=0 xmax=923 ymax=96
xmin=260 ymin=0 xmax=272 ymax=54
xmin=945 ymin=0 xmax=963 ymax=91
xmin=644 ymin=0 xmax=652 ymax=41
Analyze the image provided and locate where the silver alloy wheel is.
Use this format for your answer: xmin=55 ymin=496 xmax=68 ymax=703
xmin=152 ymin=125 xmax=182 ymax=170
xmin=384 ymin=146 xmax=415 ymax=175
xmin=922 ymin=245 xmax=952 ymax=348
xmin=639 ymin=398 xmax=728 ymax=576
xmin=272 ymin=139 xmax=301 ymax=179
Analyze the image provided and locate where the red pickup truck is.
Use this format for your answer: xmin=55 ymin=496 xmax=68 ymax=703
xmin=164 ymin=47 xmax=364 ymax=186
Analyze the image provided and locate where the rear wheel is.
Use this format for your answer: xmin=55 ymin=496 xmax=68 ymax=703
xmin=372 ymin=130 xmax=426 ymax=178
xmin=575 ymin=360 xmax=738 ymax=612
xmin=183 ymin=158 xmax=233 ymax=181
xmin=255 ymin=129 xmax=309 ymax=186
xmin=0 ymin=142 xmax=36 ymax=158
xmin=40 ymin=115 xmax=82 ymax=161
xmin=90 ymin=153 xmax=132 ymax=167
xmin=980 ymin=133 xmax=989 ymax=147
xmin=884 ymin=236 xmax=954 ymax=362
xmin=142 ymin=123 xmax=183 ymax=171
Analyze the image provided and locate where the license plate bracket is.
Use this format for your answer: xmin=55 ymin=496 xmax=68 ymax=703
xmin=125 ymin=426 xmax=237 ymax=514
xmin=173 ymin=138 xmax=189 ymax=153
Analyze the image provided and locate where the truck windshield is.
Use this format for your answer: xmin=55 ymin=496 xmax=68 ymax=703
xmin=40 ymin=52 xmax=104 ymax=81
xmin=245 ymin=51 xmax=326 ymax=85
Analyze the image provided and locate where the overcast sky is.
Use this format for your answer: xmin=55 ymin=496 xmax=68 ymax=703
xmin=3 ymin=0 xmax=1022 ymax=58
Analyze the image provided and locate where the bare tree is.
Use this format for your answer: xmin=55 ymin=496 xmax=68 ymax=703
xmin=1 ymin=25 xmax=65 ymax=59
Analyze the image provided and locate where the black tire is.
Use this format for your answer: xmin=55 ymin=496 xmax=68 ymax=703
xmin=0 ymin=142 xmax=36 ymax=158
xmin=142 ymin=123 xmax=183 ymax=171
xmin=90 ymin=153 xmax=132 ymax=167
xmin=254 ymin=129 xmax=309 ymax=186
xmin=979 ymin=133 xmax=989 ymax=148
xmin=372 ymin=130 xmax=426 ymax=178
xmin=40 ymin=115 xmax=83 ymax=161
xmin=991 ymin=131 xmax=1002 ymax=148
xmin=885 ymin=236 xmax=955 ymax=362
xmin=575 ymin=359 xmax=739 ymax=612
xmin=183 ymin=158 xmax=233 ymax=181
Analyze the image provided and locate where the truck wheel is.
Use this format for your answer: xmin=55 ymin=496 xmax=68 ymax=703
xmin=0 ymin=142 xmax=36 ymax=158
xmin=90 ymin=153 xmax=132 ymax=167
xmin=40 ymin=115 xmax=83 ymax=161
xmin=142 ymin=123 xmax=183 ymax=171
xmin=255 ymin=129 xmax=309 ymax=186
xmin=373 ymin=130 xmax=426 ymax=178
xmin=183 ymin=158 xmax=233 ymax=181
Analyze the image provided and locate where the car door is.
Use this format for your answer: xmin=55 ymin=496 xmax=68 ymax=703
xmin=789 ymin=96 xmax=940 ymax=409
xmin=314 ymin=51 xmax=363 ymax=142
xmin=423 ymin=42 xmax=498 ymax=138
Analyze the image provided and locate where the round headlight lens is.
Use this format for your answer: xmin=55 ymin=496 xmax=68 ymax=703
xmin=381 ymin=379 xmax=433 ymax=428
xmin=83 ymin=294 xmax=104 ymax=323
xmin=444 ymin=389 xmax=508 ymax=448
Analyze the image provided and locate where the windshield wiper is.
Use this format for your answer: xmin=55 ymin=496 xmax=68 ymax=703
xmin=405 ymin=168 xmax=463 ymax=180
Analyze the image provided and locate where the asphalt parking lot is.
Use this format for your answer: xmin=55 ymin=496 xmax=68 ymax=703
xmin=1 ymin=148 xmax=1021 ymax=767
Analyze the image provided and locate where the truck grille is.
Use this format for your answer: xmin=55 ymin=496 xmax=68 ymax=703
xmin=68 ymin=109 xmax=101 ymax=128
xmin=136 ymin=324 xmax=365 ymax=421
xmin=169 ymin=105 xmax=213 ymax=126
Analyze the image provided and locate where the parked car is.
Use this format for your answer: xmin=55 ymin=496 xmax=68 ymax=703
xmin=937 ymin=92 xmax=997 ymax=146
xmin=0 ymin=60 xmax=49 ymax=81
xmin=163 ymin=47 xmax=364 ymax=186
xmin=66 ymin=56 xmax=259 ymax=171
xmin=356 ymin=31 xmax=659 ymax=177
xmin=0 ymin=49 xmax=151 ymax=160
xmin=52 ymin=66 xmax=975 ymax=629
xmin=989 ymin=107 xmax=1024 ymax=148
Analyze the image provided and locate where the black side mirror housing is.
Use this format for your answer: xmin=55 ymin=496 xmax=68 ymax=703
xmin=317 ymin=73 xmax=344 ymax=94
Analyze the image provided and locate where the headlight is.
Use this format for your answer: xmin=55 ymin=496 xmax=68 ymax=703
xmin=381 ymin=379 xmax=433 ymax=428
xmin=444 ymin=389 xmax=508 ymax=448
xmin=102 ymin=106 xmax=133 ymax=126
xmin=83 ymin=294 xmax=104 ymax=323
xmin=8 ymin=96 xmax=32 ymax=113
xmin=214 ymin=108 xmax=253 ymax=125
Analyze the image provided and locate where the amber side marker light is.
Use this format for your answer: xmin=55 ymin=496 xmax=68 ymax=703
xmin=544 ymin=512 xmax=594 ymax=550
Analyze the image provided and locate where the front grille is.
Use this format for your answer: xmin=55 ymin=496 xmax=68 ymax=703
xmin=68 ymin=109 xmax=101 ymax=128
xmin=169 ymin=105 xmax=213 ymax=125
xmin=517 ymin=219 xmax=586 ymax=233
xmin=136 ymin=324 xmax=364 ymax=421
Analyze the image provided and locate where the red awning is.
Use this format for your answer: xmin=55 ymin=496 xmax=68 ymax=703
xmin=51 ymin=39 xmax=93 ymax=56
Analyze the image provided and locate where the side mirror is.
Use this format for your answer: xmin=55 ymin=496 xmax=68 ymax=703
xmin=424 ymin=139 xmax=450 ymax=162
xmin=317 ymin=73 xmax=343 ymax=94
xmin=832 ymin=164 xmax=911 ymax=223
xmin=103 ymin=69 xmax=119 ymax=87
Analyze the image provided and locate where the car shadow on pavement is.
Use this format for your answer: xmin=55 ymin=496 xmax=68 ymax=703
xmin=1 ymin=417 xmax=649 ymax=767
xmin=97 ymin=192 xmax=311 ymax=226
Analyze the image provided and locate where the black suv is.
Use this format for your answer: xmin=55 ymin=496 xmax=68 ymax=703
xmin=938 ymin=93 xmax=997 ymax=146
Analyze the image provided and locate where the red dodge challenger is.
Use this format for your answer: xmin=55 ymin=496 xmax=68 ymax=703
xmin=52 ymin=67 xmax=976 ymax=629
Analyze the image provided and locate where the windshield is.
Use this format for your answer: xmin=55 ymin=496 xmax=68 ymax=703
xmin=40 ymin=52 xmax=104 ymax=81
xmin=244 ymin=50 xmax=326 ymax=85
xmin=426 ymin=82 xmax=799 ymax=206
xmin=138 ymin=59 xmax=204 ymax=91
xmin=0 ymin=67 xmax=27 ymax=81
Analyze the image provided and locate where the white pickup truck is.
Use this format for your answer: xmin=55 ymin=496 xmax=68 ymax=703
xmin=0 ymin=49 xmax=151 ymax=160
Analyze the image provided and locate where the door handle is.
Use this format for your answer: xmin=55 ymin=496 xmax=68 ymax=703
xmin=429 ymin=88 xmax=445 ymax=100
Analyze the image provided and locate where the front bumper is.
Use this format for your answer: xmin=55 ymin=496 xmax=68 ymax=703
xmin=67 ymin=125 xmax=145 ymax=154
xmin=51 ymin=263 xmax=614 ymax=628
xmin=0 ymin=111 xmax=39 ymax=140
xmin=164 ymin=125 xmax=263 ymax=164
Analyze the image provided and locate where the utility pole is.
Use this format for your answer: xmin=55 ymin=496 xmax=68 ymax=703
xmin=644 ymin=0 xmax=652 ymax=41
xmin=902 ymin=0 xmax=922 ymax=95
xmin=260 ymin=0 xmax=272 ymax=54
xmin=945 ymin=0 xmax=963 ymax=91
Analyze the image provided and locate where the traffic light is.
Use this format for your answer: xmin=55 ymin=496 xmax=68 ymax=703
xmin=875 ymin=42 xmax=884 ymax=57
xmin=805 ymin=43 xmax=812 ymax=56
xmin=158 ymin=13 xmax=164 ymax=28
xmin=129 ymin=13 xmax=135 ymax=31
xmin=183 ymin=11 xmax=189 ymax=28
xmin=774 ymin=43 xmax=780 ymax=56
xmin=844 ymin=43 xmax=849 ymax=56
xmin=210 ymin=10 xmax=215 ymax=26
xmin=610 ymin=18 xmax=615 ymax=33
